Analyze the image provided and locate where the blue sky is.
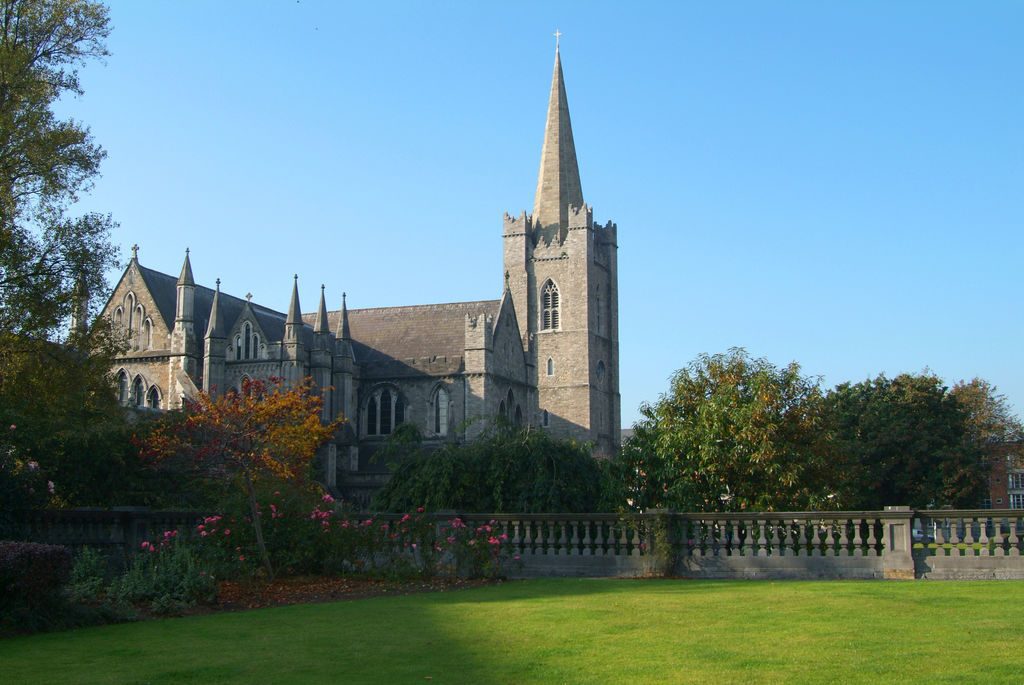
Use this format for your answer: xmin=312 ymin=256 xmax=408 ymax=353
xmin=66 ymin=1 xmax=1023 ymax=425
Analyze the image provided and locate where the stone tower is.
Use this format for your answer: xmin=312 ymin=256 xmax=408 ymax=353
xmin=503 ymin=45 xmax=620 ymax=456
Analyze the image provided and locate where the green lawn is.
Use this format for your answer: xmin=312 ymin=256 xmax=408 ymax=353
xmin=2 ymin=579 xmax=1022 ymax=684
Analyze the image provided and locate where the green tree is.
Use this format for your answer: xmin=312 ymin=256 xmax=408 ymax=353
xmin=610 ymin=349 xmax=835 ymax=512
xmin=825 ymin=372 xmax=987 ymax=509
xmin=0 ymin=1 xmax=127 ymax=506
xmin=949 ymin=377 xmax=1024 ymax=446
xmin=372 ymin=423 xmax=608 ymax=513
xmin=1 ymin=0 xmax=117 ymax=340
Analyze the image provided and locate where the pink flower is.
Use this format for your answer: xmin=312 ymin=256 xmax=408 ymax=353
xmin=499 ymin=533 xmax=508 ymax=541
xmin=400 ymin=514 xmax=411 ymax=523
xmin=513 ymin=555 xmax=521 ymax=561
xmin=446 ymin=536 xmax=456 ymax=544
xmin=238 ymin=555 xmax=246 ymax=561
xmin=8 ymin=424 xmax=15 ymax=430
xmin=468 ymin=539 xmax=476 ymax=546
xmin=416 ymin=507 xmax=425 ymax=513
xmin=411 ymin=543 xmax=418 ymax=550
xmin=200 ymin=531 xmax=208 ymax=537
xmin=322 ymin=493 xmax=335 ymax=504
xmin=47 ymin=481 xmax=55 ymax=494
xmin=450 ymin=518 xmax=466 ymax=529
xmin=224 ymin=529 xmax=231 ymax=536
xmin=197 ymin=524 xmax=205 ymax=531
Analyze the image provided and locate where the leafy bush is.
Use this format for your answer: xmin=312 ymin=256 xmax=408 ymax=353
xmin=372 ymin=425 xmax=607 ymax=513
xmin=110 ymin=536 xmax=216 ymax=615
xmin=0 ymin=541 xmax=72 ymax=610
xmin=67 ymin=547 xmax=110 ymax=602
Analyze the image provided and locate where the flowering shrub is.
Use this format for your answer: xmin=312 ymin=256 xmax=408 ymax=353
xmin=111 ymin=534 xmax=216 ymax=615
xmin=445 ymin=518 xmax=512 ymax=579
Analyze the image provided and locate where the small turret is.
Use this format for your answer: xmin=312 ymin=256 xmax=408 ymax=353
xmin=203 ymin=279 xmax=226 ymax=396
xmin=336 ymin=292 xmax=351 ymax=341
xmin=285 ymin=274 xmax=302 ymax=341
xmin=175 ymin=248 xmax=195 ymax=325
xmin=314 ymin=284 xmax=329 ymax=335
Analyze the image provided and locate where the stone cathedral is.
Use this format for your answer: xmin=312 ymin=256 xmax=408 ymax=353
xmin=100 ymin=47 xmax=621 ymax=502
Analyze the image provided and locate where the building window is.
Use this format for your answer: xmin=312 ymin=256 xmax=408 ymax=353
xmin=142 ymin=319 xmax=152 ymax=351
xmin=146 ymin=386 xmax=160 ymax=409
xmin=498 ymin=400 xmax=506 ymax=418
xmin=367 ymin=395 xmax=378 ymax=436
xmin=252 ymin=334 xmax=260 ymax=359
xmin=1009 ymin=473 xmax=1024 ymax=490
xmin=547 ymin=358 xmax=554 ymax=376
xmin=117 ymin=370 xmax=129 ymax=404
xmin=543 ymin=409 xmax=549 ymax=427
xmin=541 ymin=280 xmax=560 ymax=330
xmin=132 ymin=376 xmax=145 ymax=407
xmin=514 ymin=405 xmax=523 ymax=426
xmin=366 ymin=387 xmax=404 ymax=436
xmin=1011 ymin=493 xmax=1024 ymax=510
xmin=596 ymin=360 xmax=606 ymax=386
xmin=235 ymin=335 xmax=242 ymax=360
xmin=244 ymin=323 xmax=251 ymax=359
xmin=114 ymin=307 xmax=123 ymax=327
xmin=433 ymin=387 xmax=449 ymax=436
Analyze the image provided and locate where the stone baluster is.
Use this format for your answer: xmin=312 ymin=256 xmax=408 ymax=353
xmin=1009 ymin=517 xmax=1021 ymax=557
xmin=556 ymin=519 xmax=568 ymax=555
xmin=581 ymin=519 xmax=593 ymax=556
xmin=992 ymin=517 xmax=1006 ymax=557
xmin=511 ymin=520 xmax=522 ymax=555
xmin=979 ymin=516 xmax=991 ymax=557
xmin=963 ymin=517 xmax=975 ymax=557
xmin=838 ymin=519 xmax=851 ymax=556
xmin=726 ymin=518 xmax=738 ymax=556
xmin=569 ymin=520 xmax=580 ymax=556
xmin=947 ymin=517 xmax=962 ymax=557
xmin=756 ymin=518 xmax=768 ymax=556
xmin=852 ymin=518 xmax=864 ymax=557
xmin=618 ymin=522 xmax=629 ymax=556
xmin=867 ymin=518 xmax=881 ymax=557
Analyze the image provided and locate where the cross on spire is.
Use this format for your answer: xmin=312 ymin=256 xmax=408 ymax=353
xmin=553 ymin=29 xmax=562 ymax=49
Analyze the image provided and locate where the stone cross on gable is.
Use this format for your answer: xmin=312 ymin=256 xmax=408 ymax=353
xmin=245 ymin=292 xmax=253 ymax=303
xmin=131 ymin=244 xmax=139 ymax=260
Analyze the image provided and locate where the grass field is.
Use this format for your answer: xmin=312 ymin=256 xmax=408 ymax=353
xmin=2 ymin=579 xmax=1022 ymax=684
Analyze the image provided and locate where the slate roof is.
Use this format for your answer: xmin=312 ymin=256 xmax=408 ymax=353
xmin=137 ymin=264 xmax=309 ymax=346
xmin=303 ymin=300 xmax=500 ymax=376
xmin=136 ymin=262 xmax=493 ymax=370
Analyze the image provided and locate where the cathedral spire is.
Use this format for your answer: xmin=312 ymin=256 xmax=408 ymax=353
xmin=286 ymin=274 xmax=301 ymax=326
xmin=205 ymin=279 xmax=224 ymax=338
xmin=533 ymin=42 xmax=583 ymax=234
xmin=314 ymin=284 xmax=329 ymax=334
xmin=177 ymin=248 xmax=194 ymax=286
xmin=337 ymin=292 xmax=351 ymax=340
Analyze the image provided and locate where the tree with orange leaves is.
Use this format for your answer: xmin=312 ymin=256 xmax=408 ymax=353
xmin=142 ymin=377 xmax=341 ymax=579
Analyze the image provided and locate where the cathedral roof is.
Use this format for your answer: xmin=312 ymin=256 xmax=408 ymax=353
xmin=533 ymin=45 xmax=583 ymax=234
xmin=137 ymin=264 xmax=300 ymax=344
xmin=304 ymin=300 xmax=500 ymax=375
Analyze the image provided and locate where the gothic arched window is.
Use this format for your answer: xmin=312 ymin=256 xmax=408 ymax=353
xmin=367 ymin=395 xmax=378 ymax=436
xmin=244 ymin=323 xmax=251 ymax=359
xmin=142 ymin=319 xmax=152 ymax=351
xmin=543 ymin=409 xmax=549 ymax=427
xmin=132 ymin=376 xmax=145 ymax=407
xmin=117 ymin=370 xmax=129 ymax=405
xmin=252 ymin=334 xmax=260 ymax=359
xmin=506 ymin=389 xmax=515 ymax=421
xmin=380 ymin=389 xmax=392 ymax=434
xmin=541 ymin=280 xmax=560 ymax=330
xmin=146 ymin=386 xmax=160 ymax=409
xmin=596 ymin=360 xmax=606 ymax=387
xmin=366 ymin=387 xmax=405 ymax=437
xmin=547 ymin=357 xmax=554 ymax=376
xmin=498 ymin=400 xmax=506 ymax=418
xmin=114 ymin=307 xmax=123 ymax=327
xmin=235 ymin=335 xmax=242 ymax=360
xmin=433 ymin=387 xmax=449 ymax=436
xmin=514 ymin=405 xmax=523 ymax=426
